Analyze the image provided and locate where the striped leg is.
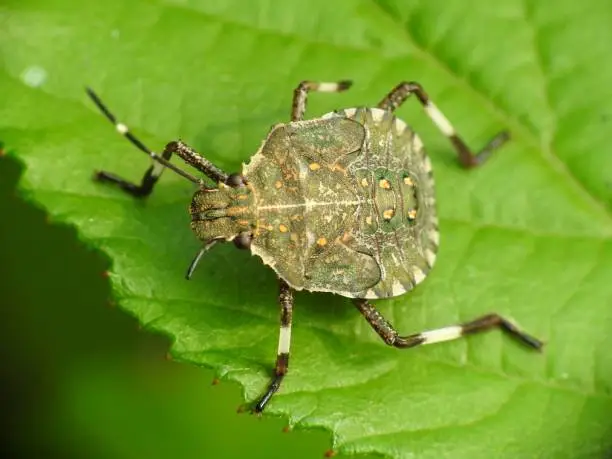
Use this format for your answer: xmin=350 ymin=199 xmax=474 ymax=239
xmin=353 ymin=299 xmax=543 ymax=350
xmin=254 ymin=279 xmax=294 ymax=413
xmin=86 ymin=88 xmax=227 ymax=197
xmin=377 ymin=81 xmax=509 ymax=168
xmin=292 ymin=80 xmax=353 ymax=121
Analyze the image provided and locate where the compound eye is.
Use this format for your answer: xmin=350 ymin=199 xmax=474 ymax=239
xmin=233 ymin=232 xmax=252 ymax=250
xmin=226 ymin=173 xmax=247 ymax=188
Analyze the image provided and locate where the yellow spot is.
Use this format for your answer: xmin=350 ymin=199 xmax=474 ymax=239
xmin=237 ymin=219 xmax=250 ymax=227
xmin=236 ymin=194 xmax=249 ymax=200
xmin=309 ymin=163 xmax=321 ymax=171
xmin=274 ymin=180 xmax=283 ymax=189
xmin=361 ymin=178 xmax=368 ymax=187
xmin=365 ymin=216 xmax=373 ymax=225
xmin=407 ymin=209 xmax=417 ymax=220
xmin=316 ymin=237 xmax=328 ymax=247
xmin=403 ymin=176 xmax=414 ymax=186
xmin=379 ymin=179 xmax=391 ymax=189
xmin=383 ymin=208 xmax=395 ymax=220
xmin=279 ymin=224 xmax=289 ymax=233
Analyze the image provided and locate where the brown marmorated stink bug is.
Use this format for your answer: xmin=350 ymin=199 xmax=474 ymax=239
xmin=87 ymin=80 xmax=543 ymax=412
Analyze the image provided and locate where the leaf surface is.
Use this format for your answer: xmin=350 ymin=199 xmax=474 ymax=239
xmin=2 ymin=0 xmax=612 ymax=457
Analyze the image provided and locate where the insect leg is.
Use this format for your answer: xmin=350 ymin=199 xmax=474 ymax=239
xmin=254 ymin=279 xmax=294 ymax=413
xmin=353 ymin=299 xmax=543 ymax=350
xmin=87 ymin=88 xmax=203 ymax=197
xmin=377 ymin=81 xmax=509 ymax=168
xmin=291 ymin=80 xmax=353 ymax=121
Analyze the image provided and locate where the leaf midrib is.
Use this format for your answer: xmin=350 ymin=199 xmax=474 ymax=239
xmin=4 ymin=0 xmax=610 ymax=224
xmin=10 ymin=0 xmax=610 ymax=401
xmin=153 ymin=0 xmax=612 ymax=220
xmin=369 ymin=0 xmax=612 ymax=222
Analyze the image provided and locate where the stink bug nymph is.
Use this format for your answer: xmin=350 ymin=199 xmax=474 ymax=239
xmin=87 ymin=80 xmax=543 ymax=413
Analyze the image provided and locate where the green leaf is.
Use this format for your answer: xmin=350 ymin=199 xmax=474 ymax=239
xmin=2 ymin=0 xmax=612 ymax=457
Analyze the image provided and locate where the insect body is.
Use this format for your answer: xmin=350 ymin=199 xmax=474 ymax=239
xmin=193 ymin=108 xmax=436 ymax=299
xmin=87 ymin=80 xmax=543 ymax=413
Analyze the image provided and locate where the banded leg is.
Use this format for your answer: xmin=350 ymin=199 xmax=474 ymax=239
xmin=292 ymin=80 xmax=352 ymax=121
xmin=254 ymin=279 xmax=294 ymax=413
xmin=353 ymin=299 xmax=543 ymax=350
xmin=377 ymin=81 xmax=509 ymax=168
xmin=86 ymin=88 xmax=228 ymax=197
xmin=87 ymin=88 xmax=176 ymax=197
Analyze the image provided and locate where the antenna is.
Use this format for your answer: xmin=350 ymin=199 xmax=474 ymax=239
xmin=185 ymin=239 xmax=220 ymax=280
xmin=86 ymin=87 xmax=201 ymax=184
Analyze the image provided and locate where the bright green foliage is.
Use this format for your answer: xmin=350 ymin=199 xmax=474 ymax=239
xmin=2 ymin=0 xmax=612 ymax=457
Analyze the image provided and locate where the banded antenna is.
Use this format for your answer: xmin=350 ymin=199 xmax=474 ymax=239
xmin=86 ymin=87 xmax=202 ymax=185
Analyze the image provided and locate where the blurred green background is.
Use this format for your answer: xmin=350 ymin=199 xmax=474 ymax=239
xmin=0 ymin=156 xmax=374 ymax=459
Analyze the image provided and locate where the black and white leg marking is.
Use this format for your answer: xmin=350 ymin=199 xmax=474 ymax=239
xmin=353 ymin=299 xmax=543 ymax=350
xmin=86 ymin=88 xmax=203 ymax=197
xmin=377 ymin=81 xmax=509 ymax=168
xmin=254 ymin=279 xmax=294 ymax=413
xmin=291 ymin=80 xmax=353 ymax=121
xmin=87 ymin=88 xmax=237 ymax=197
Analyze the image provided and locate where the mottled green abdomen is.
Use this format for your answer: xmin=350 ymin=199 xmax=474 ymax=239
xmin=242 ymin=107 xmax=439 ymax=299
